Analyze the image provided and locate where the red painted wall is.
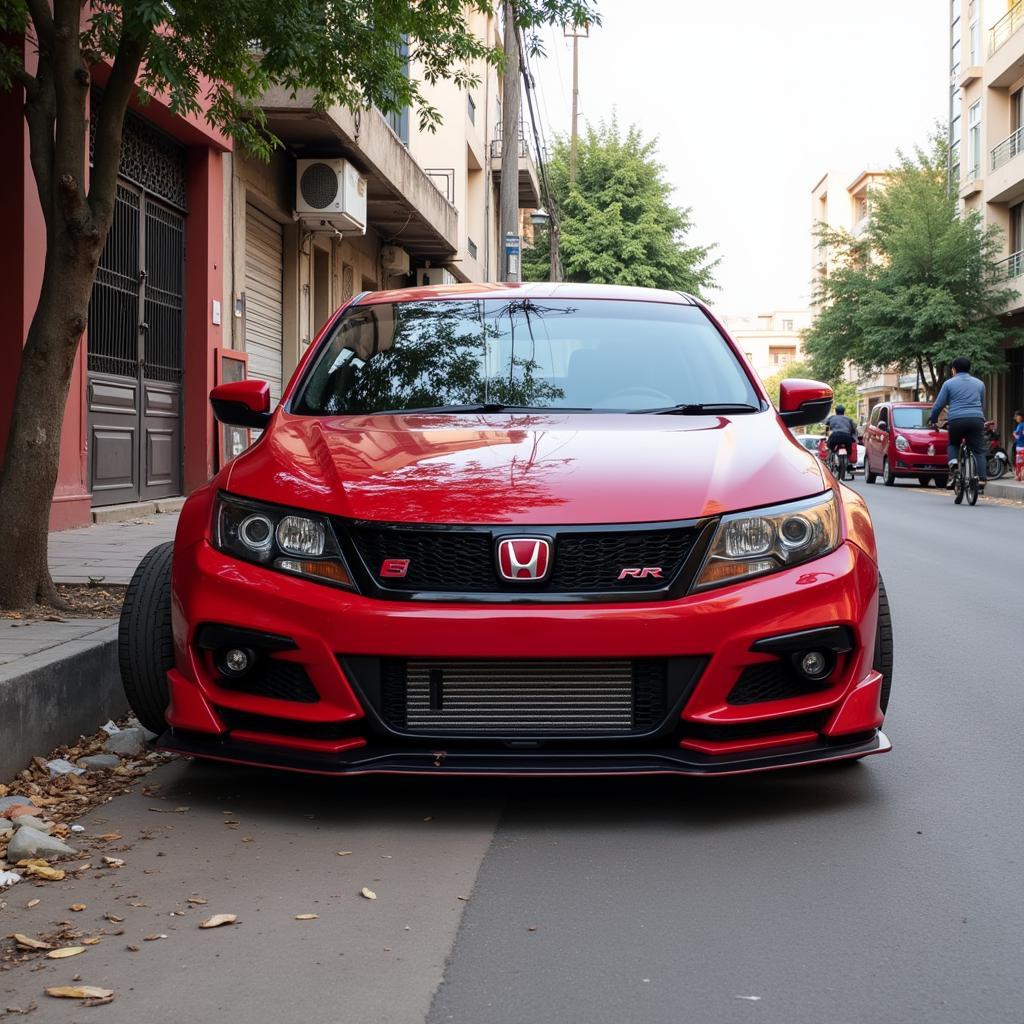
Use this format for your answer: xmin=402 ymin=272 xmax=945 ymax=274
xmin=0 ymin=44 xmax=231 ymax=531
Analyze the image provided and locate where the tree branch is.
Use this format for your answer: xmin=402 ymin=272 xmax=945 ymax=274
xmin=87 ymin=30 xmax=147 ymax=226
xmin=25 ymin=0 xmax=55 ymax=48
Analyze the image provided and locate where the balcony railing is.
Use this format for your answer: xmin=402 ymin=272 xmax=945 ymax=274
xmin=490 ymin=120 xmax=528 ymax=161
xmin=991 ymin=126 xmax=1024 ymax=171
xmin=996 ymin=249 xmax=1024 ymax=279
xmin=990 ymin=0 xmax=1024 ymax=56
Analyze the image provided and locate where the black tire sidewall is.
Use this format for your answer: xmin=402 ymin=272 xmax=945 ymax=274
xmin=117 ymin=542 xmax=175 ymax=734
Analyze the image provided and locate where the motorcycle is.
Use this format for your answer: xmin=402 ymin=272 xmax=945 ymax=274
xmin=985 ymin=421 xmax=1010 ymax=480
xmin=817 ymin=436 xmax=857 ymax=481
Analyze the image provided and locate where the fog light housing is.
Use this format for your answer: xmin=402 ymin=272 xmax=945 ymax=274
xmin=218 ymin=647 xmax=255 ymax=678
xmin=794 ymin=649 xmax=830 ymax=680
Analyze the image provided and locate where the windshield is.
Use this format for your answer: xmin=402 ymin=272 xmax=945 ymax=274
xmin=892 ymin=407 xmax=934 ymax=429
xmin=292 ymin=298 xmax=759 ymax=415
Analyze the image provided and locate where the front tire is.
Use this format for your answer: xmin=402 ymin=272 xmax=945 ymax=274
xmin=882 ymin=458 xmax=896 ymax=486
xmin=118 ymin=542 xmax=174 ymax=735
xmin=874 ymin=576 xmax=894 ymax=714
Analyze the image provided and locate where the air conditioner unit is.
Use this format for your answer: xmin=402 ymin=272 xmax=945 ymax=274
xmin=416 ymin=268 xmax=457 ymax=287
xmin=381 ymin=245 xmax=410 ymax=276
xmin=295 ymin=158 xmax=367 ymax=233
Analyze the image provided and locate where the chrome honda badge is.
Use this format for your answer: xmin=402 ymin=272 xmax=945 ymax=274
xmin=496 ymin=537 xmax=552 ymax=581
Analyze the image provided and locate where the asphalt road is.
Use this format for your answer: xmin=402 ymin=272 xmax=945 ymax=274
xmin=2 ymin=478 xmax=1022 ymax=1023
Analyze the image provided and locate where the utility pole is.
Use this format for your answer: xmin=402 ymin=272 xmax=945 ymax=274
xmin=565 ymin=22 xmax=589 ymax=185
xmin=500 ymin=0 xmax=521 ymax=282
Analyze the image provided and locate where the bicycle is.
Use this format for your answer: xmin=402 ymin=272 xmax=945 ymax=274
xmin=951 ymin=437 xmax=980 ymax=506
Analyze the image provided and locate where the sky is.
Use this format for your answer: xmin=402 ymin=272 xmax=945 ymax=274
xmin=528 ymin=0 xmax=949 ymax=317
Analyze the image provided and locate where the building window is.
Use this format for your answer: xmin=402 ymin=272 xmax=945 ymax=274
xmin=1011 ymin=202 xmax=1024 ymax=253
xmin=782 ymin=319 xmax=794 ymax=332
xmin=1013 ymin=89 xmax=1023 ymax=133
xmin=968 ymin=100 xmax=981 ymax=179
xmin=769 ymin=347 xmax=796 ymax=367
xmin=467 ymin=94 xmax=476 ymax=124
xmin=468 ymin=237 xmax=478 ymax=260
xmin=968 ymin=1 xmax=980 ymax=64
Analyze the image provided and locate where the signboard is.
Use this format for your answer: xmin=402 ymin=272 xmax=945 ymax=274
xmin=504 ymin=232 xmax=521 ymax=282
xmin=215 ymin=348 xmax=251 ymax=469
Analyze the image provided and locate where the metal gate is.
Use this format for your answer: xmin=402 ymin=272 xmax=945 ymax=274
xmin=87 ymin=186 xmax=184 ymax=507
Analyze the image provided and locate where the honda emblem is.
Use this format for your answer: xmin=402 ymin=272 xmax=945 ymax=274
xmin=496 ymin=537 xmax=552 ymax=581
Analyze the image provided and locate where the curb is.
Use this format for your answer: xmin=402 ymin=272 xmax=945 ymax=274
xmin=0 ymin=625 xmax=126 ymax=780
xmin=984 ymin=480 xmax=1024 ymax=502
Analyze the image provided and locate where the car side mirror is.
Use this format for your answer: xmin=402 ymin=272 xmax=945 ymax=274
xmin=778 ymin=379 xmax=834 ymax=428
xmin=210 ymin=379 xmax=272 ymax=429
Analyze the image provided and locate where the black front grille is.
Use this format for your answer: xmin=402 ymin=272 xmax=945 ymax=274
xmin=218 ymin=659 xmax=320 ymax=704
xmin=727 ymin=662 xmax=831 ymax=705
xmin=378 ymin=658 xmax=668 ymax=735
xmin=344 ymin=521 xmax=699 ymax=595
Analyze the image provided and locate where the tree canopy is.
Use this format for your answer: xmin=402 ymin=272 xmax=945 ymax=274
xmin=804 ymin=133 xmax=1019 ymax=398
xmin=523 ymin=119 xmax=716 ymax=296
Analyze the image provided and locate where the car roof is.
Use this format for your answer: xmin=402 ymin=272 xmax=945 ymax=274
xmin=882 ymin=401 xmax=932 ymax=409
xmin=353 ymin=282 xmax=698 ymax=307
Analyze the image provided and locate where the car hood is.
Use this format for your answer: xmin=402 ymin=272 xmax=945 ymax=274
xmin=225 ymin=410 xmax=827 ymax=525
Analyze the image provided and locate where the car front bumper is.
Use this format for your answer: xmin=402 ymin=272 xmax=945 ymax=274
xmin=163 ymin=537 xmax=888 ymax=777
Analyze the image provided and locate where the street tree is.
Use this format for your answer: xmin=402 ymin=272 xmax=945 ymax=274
xmin=522 ymin=119 xmax=717 ymax=296
xmin=0 ymin=0 xmax=596 ymax=611
xmin=804 ymin=133 xmax=1019 ymax=400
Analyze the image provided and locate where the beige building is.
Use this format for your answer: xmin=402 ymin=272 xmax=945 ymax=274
xmin=219 ymin=10 xmax=541 ymax=417
xmin=809 ymin=168 xmax=910 ymax=423
xmin=950 ymin=0 xmax=1024 ymax=428
xmin=723 ymin=310 xmax=812 ymax=385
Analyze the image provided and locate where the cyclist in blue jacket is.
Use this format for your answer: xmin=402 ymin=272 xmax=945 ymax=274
xmin=929 ymin=356 xmax=988 ymax=490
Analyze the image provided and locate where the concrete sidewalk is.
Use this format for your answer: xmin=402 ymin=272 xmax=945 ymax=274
xmin=985 ymin=476 xmax=1024 ymax=501
xmin=49 ymin=510 xmax=179 ymax=584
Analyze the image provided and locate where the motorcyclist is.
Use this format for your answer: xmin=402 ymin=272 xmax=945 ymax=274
xmin=929 ymin=356 xmax=987 ymax=490
xmin=824 ymin=404 xmax=857 ymax=461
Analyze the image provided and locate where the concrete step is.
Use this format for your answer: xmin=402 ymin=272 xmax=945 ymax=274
xmin=92 ymin=496 xmax=185 ymax=524
xmin=985 ymin=478 xmax=1024 ymax=502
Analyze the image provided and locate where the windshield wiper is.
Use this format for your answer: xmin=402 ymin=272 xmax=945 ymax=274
xmin=629 ymin=402 xmax=761 ymax=416
xmin=375 ymin=404 xmax=593 ymax=414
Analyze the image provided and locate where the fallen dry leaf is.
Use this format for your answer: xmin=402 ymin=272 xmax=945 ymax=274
xmin=46 ymin=947 xmax=86 ymax=959
xmin=82 ymin=937 xmax=102 ymax=945
xmin=103 ymin=913 xmax=124 ymax=923
xmin=46 ymin=986 xmax=112 ymax=1000
xmin=186 ymin=897 xmax=208 ymax=905
xmin=69 ymin=904 xmax=86 ymax=912
xmin=294 ymin=914 xmax=319 ymax=920
xmin=25 ymin=865 xmax=64 ymax=881
xmin=13 ymin=934 xmax=51 ymax=950
xmin=199 ymin=914 xmax=237 ymax=929
xmin=102 ymin=857 xmax=125 ymax=869
xmin=143 ymin=935 xmax=167 ymax=942
xmin=360 ymin=887 xmax=377 ymax=901
xmin=336 ymin=851 xmax=352 ymax=857
xmin=95 ymin=833 xmax=122 ymax=842
xmin=26 ymin=899 xmax=40 ymax=909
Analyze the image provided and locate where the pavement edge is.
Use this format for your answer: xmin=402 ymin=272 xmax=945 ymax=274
xmin=0 ymin=625 xmax=126 ymax=779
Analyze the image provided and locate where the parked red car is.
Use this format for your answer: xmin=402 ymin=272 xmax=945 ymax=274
xmin=863 ymin=401 xmax=949 ymax=487
xmin=119 ymin=284 xmax=892 ymax=777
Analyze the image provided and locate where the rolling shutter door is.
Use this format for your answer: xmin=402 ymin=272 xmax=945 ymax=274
xmin=244 ymin=206 xmax=284 ymax=403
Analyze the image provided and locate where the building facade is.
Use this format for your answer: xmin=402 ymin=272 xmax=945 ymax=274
xmin=0 ymin=44 xmax=231 ymax=528
xmin=809 ymin=168 xmax=910 ymax=423
xmin=949 ymin=0 xmax=1024 ymax=432
xmin=722 ymin=310 xmax=812 ymax=386
xmin=1 ymin=11 xmax=541 ymax=530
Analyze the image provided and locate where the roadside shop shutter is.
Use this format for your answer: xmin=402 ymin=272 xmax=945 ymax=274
xmin=244 ymin=205 xmax=285 ymax=404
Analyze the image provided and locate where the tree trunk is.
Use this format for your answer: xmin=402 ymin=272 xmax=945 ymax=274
xmin=0 ymin=234 xmax=99 ymax=608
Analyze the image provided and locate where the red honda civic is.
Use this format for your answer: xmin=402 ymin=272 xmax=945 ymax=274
xmin=119 ymin=283 xmax=892 ymax=777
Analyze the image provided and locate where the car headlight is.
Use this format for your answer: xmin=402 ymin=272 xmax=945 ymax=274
xmin=895 ymin=433 xmax=910 ymax=452
xmin=213 ymin=492 xmax=355 ymax=589
xmin=693 ymin=492 xmax=840 ymax=591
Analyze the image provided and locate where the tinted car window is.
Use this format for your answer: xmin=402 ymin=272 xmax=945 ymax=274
xmin=293 ymin=299 xmax=759 ymax=414
xmin=892 ymin=407 xmax=933 ymax=429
